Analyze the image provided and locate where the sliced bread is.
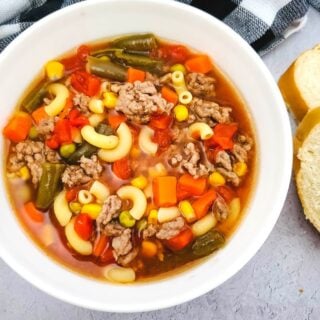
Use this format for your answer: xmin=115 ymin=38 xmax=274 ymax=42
xmin=294 ymin=107 xmax=320 ymax=232
xmin=279 ymin=44 xmax=320 ymax=121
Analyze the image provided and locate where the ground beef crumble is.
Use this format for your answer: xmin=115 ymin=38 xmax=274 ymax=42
xmin=73 ymin=93 xmax=91 ymax=116
xmin=156 ymin=217 xmax=185 ymax=240
xmin=186 ymin=72 xmax=216 ymax=98
xmin=96 ymin=195 xmax=122 ymax=228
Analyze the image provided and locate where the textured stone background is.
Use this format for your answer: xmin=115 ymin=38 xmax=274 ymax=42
xmin=1 ymin=7 xmax=320 ymax=320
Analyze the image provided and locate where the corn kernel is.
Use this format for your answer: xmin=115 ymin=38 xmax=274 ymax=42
xmin=148 ymin=209 xmax=158 ymax=225
xmin=179 ymin=200 xmax=196 ymax=223
xmin=81 ymin=203 xmax=102 ymax=219
xmin=89 ymin=98 xmax=104 ymax=114
xmin=131 ymin=175 xmax=148 ymax=190
xmin=170 ymin=64 xmax=187 ymax=74
xmin=141 ymin=240 xmax=158 ymax=258
xmin=174 ymin=104 xmax=189 ymax=122
xmin=103 ymin=92 xmax=118 ymax=109
xmin=209 ymin=172 xmax=226 ymax=187
xmin=45 ymin=61 xmax=64 ymax=81
xmin=18 ymin=166 xmax=31 ymax=181
xmin=233 ymin=162 xmax=247 ymax=177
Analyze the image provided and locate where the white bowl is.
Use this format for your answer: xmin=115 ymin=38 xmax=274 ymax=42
xmin=0 ymin=0 xmax=292 ymax=312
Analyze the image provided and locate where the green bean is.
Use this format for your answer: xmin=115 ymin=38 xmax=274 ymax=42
xmin=36 ymin=163 xmax=65 ymax=210
xmin=22 ymin=81 xmax=49 ymax=113
xmin=192 ymin=230 xmax=225 ymax=257
xmin=67 ymin=123 xmax=113 ymax=164
xmin=111 ymin=33 xmax=158 ymax=51
xmin=87 ymin=56 xmax=127 ymax=81
xmin=113 ymin=51 xmax=163 ymax=73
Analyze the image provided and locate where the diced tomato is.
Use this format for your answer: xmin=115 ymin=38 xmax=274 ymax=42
xmin=74 ymin=214 xmax=93 ymax=241
xmin=77 ymin=45 xmax=90 ymax=62
xmin=149 ymin=113 xmax=173 ymax=129
xmin=217 ymin=186 xmax=236 ymax=203
xmin=93 ymin=234 xmax=109 ymax=257
xmin=112 ymin=157 xmax=132 ymax=180
xmin=152 ymin=129 xmax=172 ymax=148
xmin=60 ymin=56 xmax=84 ymax=73
xmin=69 ymin=109 xmax=89 ymax=127
xmin=100 ymin=247 xmax=115 ymax=264
xmin=65 ymin=188 xmax=78 ymax=202
xmin=46 ymin=134 xmax=60 ymax=149
xmin=108 ymin=112 xmax=127 ymax=129
xmin=176 ymin=185 xmax=191 ymax=201
xmin=206 ymin=123 xmax=238 ymax=150
xmin=206 ymin=147 xmax=223 ymax=163
xmin=54 ymin=119 xmax=72 ymax=144
xmin=70 ymin=71 xmax=101 ymax=97
xmin=152 ymin=44 xmax=190 ymax=63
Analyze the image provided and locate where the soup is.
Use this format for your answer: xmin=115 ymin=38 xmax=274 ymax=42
xmin=3 ymin=34 xmax=255 ymax=283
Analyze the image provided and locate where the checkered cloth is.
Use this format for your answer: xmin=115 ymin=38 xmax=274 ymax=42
xmin=0 ymin=0 xmax=319 ymax=55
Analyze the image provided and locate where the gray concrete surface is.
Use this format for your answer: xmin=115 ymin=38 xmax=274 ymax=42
xmin=1 ymin=8 xmax=320 ymax=320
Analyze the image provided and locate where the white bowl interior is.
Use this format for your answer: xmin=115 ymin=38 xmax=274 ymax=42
xmin=0 ymin=0 xmax=292 ymax=312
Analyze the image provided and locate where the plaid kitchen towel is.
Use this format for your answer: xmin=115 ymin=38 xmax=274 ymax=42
xmin=0 ymin=0 xmax=319 ymax=55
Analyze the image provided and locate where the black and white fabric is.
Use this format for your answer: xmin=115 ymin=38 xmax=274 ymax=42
xmin=0 ymin=0 xmax=319 ymax=55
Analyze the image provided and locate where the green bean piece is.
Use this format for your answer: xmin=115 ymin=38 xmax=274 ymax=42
xmin=92 ymin=48 xmax=122 ymax=58
xmin=136 ymin=218 xmax=148 ymax=232
xmin=119 ymin=211 xmax=136 ymax=228
xmin=66 ymin=124 xmax=113 ymax=164
xmin=192 ymin=230 xmax=225 ymax=257
xmin=113 ymin=51 xmax=163 ymax=73
xmin=87 ymin=56 xmax=127 ymax=81
xmin=28 ymin=126 xmax=39 ymax=140
xmin=36 ymin=163 xmax=65 ymax=210
xmin=22 ymin=81 xmax=49 ymax=113
xmin=111 ymin=33 xmax=158 ymax=51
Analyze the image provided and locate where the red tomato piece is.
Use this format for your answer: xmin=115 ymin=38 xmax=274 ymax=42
xmin=152 ymin=129 xmax=172 ymax=148
xmin=165 ymin=228 xmax=194 ymax=251
xmin=77 ymin=45 xmax=90 ymax=62
xmin=74 ymin=214 xmax=93 ymax=241
xmin=149 ymin=113 xmax=173 ymax=129
xmin=112 ymin=157 xmax=132 ymax=180
xmin=46 ymin=134 xmax=60 ymax=149
xmin=70 ymin=71 xmax=101 ymax=97
xmin=217 ymin=186 xmax=236 ymax=204
xmin=65 ymin=188 xmax=78 ymax=202
xmin=54 ymin=119 xmax=72 ymax=144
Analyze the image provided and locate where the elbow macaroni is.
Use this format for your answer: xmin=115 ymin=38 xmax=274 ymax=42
xmin=191 ymin=213 xmax=217 ymax=237
xmin=53 ymin=190 xmax=72 ymax=226
xmin=65 ymin=218 xmax=93 ymax=255
xmin=189 ymin=122 xmax=213 ymax=140
xmin=117 ymin=185 xmax=147 ymax=220
xmin=179 ymin=91 xmax=193 ymax=105
xmin=81 ymin=125 xmax=119 ymax=149
xmin=78 ymin=190 xmax=93 ymax=204
xmin=138 ymin=126 xmax=158 ymax=155
xmin=45 ymin=83 xmax=69 ymax=116
xmin=89 ymin=113 xmax=105 ymax=127
xmin=98 ymin=122 xmax=133 ymax=162
xmin=89 ymin=181 xmax=110 ymax=203
xmin=157 ymin=207 xmax=180 ymax=223
xmin=103 ymin=264 xmax=136 ymax=283
xmin=171 ymin=71 xmax=193 ymax=104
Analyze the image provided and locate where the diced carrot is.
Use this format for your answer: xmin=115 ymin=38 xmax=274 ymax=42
xmin=93 ymin=234 xmax=109 ymax=257
xmin=127 ymin=67 xmax=146 ymax=83
xmin=176 ymin=184 xmax=191 ymax=201
xmin=59 ymin=96 xmax=74 ymax=119
xmin=217 ymin=186 xmax=235 ymax=203
xmin=24 ymin=202 xmax=44 ymax=223
xmin=185 ymin=55 xmax=212 ymax=73
xmin=65 ymin=188 xmax=78 ymax=202
xmin=153 ymin=176 xmax=177 ymax=207
xmin=161 ymin=86 xmax=178 ymax=105
xmin=3 ymin=112 xmax=32 ymax=143
xmin=206 ymin=123 xmax=238 ymax=150
xmin=192 ymin=189 xmax=217 ymax=219
xmin=31 ymin=106 xmax=49 ymax=124
xmin=113 ymin=157 xmax=132 ymax=180
xmin=165 ymin=228 xmax=193 ymax=251
xmin=178 ymin=174 xmax=207 ymax=196
xmin=149 ymin=113 xmax=173 ymax=129
xmin=108 ymin=112 xmax=127 ymax=129
xmin=71 ymin=126 xmax=81 ymax=143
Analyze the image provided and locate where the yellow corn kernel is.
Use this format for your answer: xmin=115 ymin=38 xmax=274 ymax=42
xmin=130 ymin=145 xmax=141 ymax=158
xmin=103 ymin=92 xmax=118 ymax=109
xmin=81 ymin=203 xmax=102 ymax=220
xmin=179 ymin=200 xmax=196 ymax=223
xmin=174 ymin=104 xmax=189 ymax=122
xmin=148 ymin=209 xmax=158 ymax=225
xmin=209 ymin=172 xmax=226 ymax=187
xmin=131 ymin=175 xmax=148 ymax=190
xmin=170 ymin=64 xmax=187 ymax=74
xmin=99 ymin=56 xmax=110 ymax=61
xmin=89 ymin=98 xmax=104 ymax=114
xmin=18 ymin=166 xmax=31 ymax=181
xmin=141 ymin=240 xmax=158 ymax=258
xmin=45 ymin=61 xmax=65 ymax=81
xmin=233 ymin=162 xmax=248 ymax=177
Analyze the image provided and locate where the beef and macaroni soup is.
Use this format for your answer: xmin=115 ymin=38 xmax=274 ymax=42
xmin=3 ymin=34 xmax=255 ymax=283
